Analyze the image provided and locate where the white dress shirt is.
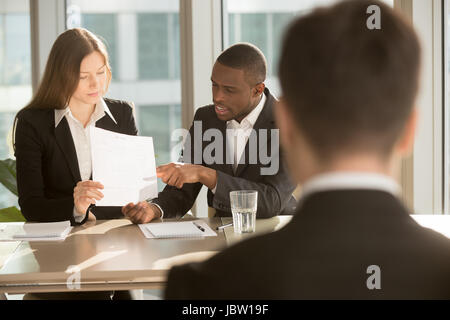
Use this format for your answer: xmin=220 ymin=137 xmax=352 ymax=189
xmin=211 ymin=92 xmax=266 ymax=193
xmin=298 ymin=171 xmax=401 ymax=207
xmin=55 ymin=98 xmax=117 ymax=222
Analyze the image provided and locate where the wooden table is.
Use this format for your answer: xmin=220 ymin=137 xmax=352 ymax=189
xmin=0 ymin=216 xmax=291 ymax=294
xmin=1 ymin=214 xmax=445 ymax=294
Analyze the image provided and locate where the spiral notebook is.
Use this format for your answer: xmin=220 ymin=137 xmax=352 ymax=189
xmin=138 ymin=220 xmax=217 ymax=239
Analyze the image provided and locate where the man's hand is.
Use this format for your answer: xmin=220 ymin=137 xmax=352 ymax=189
xmin=122 ymin=201 xmax=162 ymax=224
xmin=157 ymin=162 xmax=217 ymax=190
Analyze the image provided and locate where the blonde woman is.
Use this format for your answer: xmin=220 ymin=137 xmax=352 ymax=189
xmin=14 ymin=28 xmax=137 ymax=226
xmin=14 ymin=28 xmax=139 ymax=300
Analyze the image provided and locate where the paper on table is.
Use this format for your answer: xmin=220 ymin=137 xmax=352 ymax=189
xmin=90 ymin=127 xmax=158 ymax=206
xmin=138 ymin=220 xmax=217 ymax=239
xmin=0 ymin=221 xmax=73 ymax=241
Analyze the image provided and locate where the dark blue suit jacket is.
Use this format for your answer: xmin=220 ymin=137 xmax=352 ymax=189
xmin=166 ymin=190 xmax=450 ymax=299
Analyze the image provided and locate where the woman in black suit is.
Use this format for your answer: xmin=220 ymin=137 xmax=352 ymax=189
xmin=14 ymin=28 xmax=141 ymax=300
xmin=14 ymin=28 xmax=138 ymax=226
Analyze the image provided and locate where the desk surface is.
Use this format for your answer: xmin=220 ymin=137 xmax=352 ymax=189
xmin=0 ymin=218 xmax=224 ymax=293
xmin=0 ymin=214 xmax=447 ymax=294
xmin=0 ymin=216 xmax=291 ymax=294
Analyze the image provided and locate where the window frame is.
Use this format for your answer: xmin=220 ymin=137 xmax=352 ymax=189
xmin=403 ymin=0 xmax=444 ymax=214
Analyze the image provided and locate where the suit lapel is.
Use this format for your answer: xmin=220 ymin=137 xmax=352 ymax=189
xmin=54 ymin=117 xmax=82 ymax=182
xmin=95 ymin=113 xmax=119 ymax=131
xmin=234 ymin=88 xmax=276 ymax=177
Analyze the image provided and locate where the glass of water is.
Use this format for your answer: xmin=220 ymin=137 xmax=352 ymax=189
xmin=230 ymin=190 xmax=258 ymax=234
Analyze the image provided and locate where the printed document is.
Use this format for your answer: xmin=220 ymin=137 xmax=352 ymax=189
xmin=90 ymin=127 xmax=158 ymax=206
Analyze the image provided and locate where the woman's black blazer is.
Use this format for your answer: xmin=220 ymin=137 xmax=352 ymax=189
xmin=14 ymin=98 xmax=138 ymax=224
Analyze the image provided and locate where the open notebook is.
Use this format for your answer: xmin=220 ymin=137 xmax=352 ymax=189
xmin=0 ymin=221 xmax=72 ymax=241
xmin=138 ymin=220 xmax=217 ymax=239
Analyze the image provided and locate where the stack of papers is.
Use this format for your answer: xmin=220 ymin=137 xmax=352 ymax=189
xmin=90 ymin=127 xmax=158 ymax=206
xmin=139 ymin=220 xmax=217 ymax=239
xmin=0 ymin=221 xmax=72 ymax=241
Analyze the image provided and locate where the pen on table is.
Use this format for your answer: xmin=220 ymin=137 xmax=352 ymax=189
xmin=216 ymin=223 xmax=233 ymax=230
xmin=193 ymin=222 xmax=205 ymax=232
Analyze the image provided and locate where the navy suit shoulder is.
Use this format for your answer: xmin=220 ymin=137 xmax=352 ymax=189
xmin=165 ymin=190 xmax=450 ymax=299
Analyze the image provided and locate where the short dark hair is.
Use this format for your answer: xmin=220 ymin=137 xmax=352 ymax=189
xmin=279 ymin=0 xmax=421 ymax=159
xmin=217 ymin=43 xmax=267 ymax=85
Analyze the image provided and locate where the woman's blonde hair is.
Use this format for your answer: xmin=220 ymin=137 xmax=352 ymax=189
xmin=25 ymin=27 xmax=111 ymax=111
xmin=13 ymin=28 xmax=112 ymax=151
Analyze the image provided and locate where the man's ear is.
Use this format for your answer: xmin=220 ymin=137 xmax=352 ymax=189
xmin=253 ymin=82 xmax=265 ymax=97
xmin=395 ymin=108 xmax=418 ymax=156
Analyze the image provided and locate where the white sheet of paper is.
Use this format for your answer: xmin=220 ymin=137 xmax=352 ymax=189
xmin=90 ymin=127 xmax=158 ymax=206
xmin=138 ymin=220 xmax=217 ymax=239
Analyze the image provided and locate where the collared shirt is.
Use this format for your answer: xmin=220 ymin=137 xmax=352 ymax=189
xmin=55 ymin=98 xmax=117 ymax=221
xmin=298 ymin=171 xmax=401 ymax=207
xmin=227 ymin=93 xmax=266 ymax=172
xmin=211 ymin=93 xmax=266 ymax=194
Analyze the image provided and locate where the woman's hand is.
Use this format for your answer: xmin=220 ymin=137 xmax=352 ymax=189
xmin=73 ymin=180 xmax=104 ymax=215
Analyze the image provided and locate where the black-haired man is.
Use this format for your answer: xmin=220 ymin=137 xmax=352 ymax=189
xmin=122 ymin=43 xmax=297 ymax=222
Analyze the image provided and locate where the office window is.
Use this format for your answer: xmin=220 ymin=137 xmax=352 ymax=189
xmin=240 ymin=14 xmax=268 ymax=61
xmin=0 ymin=0 xmax=31 ymax=209
xmin=137 ymin=13 xmax=180 ymax=80
xmin=224 ymin=0 xmax=339 ymax=96
xmin=224 ymin=0 xmax=393 ymax=97
xmin=137 ymin=104 xmax=181 ymax=190
xmin=66 ymin=0 xmax=182 ymax=191
xmin=138 ymin=13 xmax=167 ymax=79
xmin=81 ymin=13 xmax=118 ymax=80
xmin=172 ymin=14 xmax=180 ymax=80
xmin=271 ymin=13 xmax=296 ymax=75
